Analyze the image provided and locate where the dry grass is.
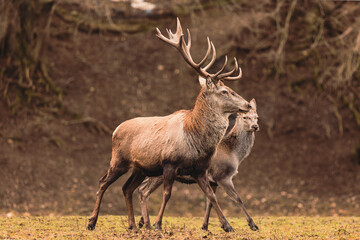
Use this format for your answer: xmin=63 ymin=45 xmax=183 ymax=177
xmin=1 ymin=215 xmax=359 ymax=239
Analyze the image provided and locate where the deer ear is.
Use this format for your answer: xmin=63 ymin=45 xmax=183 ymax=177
xmin=198 ymin=76 xmax=214 ymax=89
xmin=250 ymin=98 xmax=257 ymax=110
xmin=198 ymin=76 xmax=206 ymax=87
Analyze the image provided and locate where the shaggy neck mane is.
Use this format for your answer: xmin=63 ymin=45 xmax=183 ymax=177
xmin=184 ymin=91 xmax=210 ymax=135
xmin=183 ymin=89 xmax=227 ymax=154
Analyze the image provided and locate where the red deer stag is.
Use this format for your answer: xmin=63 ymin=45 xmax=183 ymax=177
xmin=87 ymin=18 xmax=250 ymax=232
xmin=138 ymin=99 xmax=260 ymax=231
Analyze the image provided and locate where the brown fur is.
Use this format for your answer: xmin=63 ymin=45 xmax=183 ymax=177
xmin=87 ymin=83 xmax=250 ymax=232
xmin=137 ymin=99 xmax=260 ymax=231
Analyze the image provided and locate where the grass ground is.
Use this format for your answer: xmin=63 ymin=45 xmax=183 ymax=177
xmin=0 ymin=215 xmax=359 ymax=239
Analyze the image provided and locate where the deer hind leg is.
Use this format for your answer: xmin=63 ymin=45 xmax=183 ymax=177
xmin=196 ymin=172 xmax=234 ymax=232
xmin=218 ymin=178 xmax=258 ymax=231
xmin=88 ymin=164 xmax=127 ymax=230
xmin=122 ymin=168 xmax=146 ymax=230
xmin=138 ymin=176 xmax=164 ymax=229
xmin=201 ymin=183 xmax=217 ymax=231
xmin=154 ymin=165 xmax=176 ymax=230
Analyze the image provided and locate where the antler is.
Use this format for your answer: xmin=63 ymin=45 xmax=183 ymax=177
xmin=156 ymin=18 xmax=242 ymax=83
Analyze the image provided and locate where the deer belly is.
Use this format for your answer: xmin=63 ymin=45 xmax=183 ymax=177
xmin=175 ymin=159 xmax=211 ymax=176
xmin=132 ymin=158 xmax=163 ymax=177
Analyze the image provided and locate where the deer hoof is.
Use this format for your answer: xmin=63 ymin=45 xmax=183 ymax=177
xmin=87 ymin=222 xmax=96 ymax=231
xmin=87 ymin=218 xmax=96 ymax=230
xmin=201 ymin=224 xmax=208 ymax=231
xmin=87 ymin=224 xmax=95 ymax=231
xmin=154 ymin=222 xmax=162 ymax=230
xmin=221 ymin=223 xmax=234 ymax=232
xmin=128 ymin=224 xmax=138 ymax=231
xmin=248 ymin=220 xmax=259 ymax=231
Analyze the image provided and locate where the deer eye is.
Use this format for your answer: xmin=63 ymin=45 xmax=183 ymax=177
xmin=221 ymin=90 xmax=228 ymax=95
xmin=243 ymin=117 xmax=247 ymax=119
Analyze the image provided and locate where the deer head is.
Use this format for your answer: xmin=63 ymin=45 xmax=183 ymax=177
xmin=240 ymin=98 xmax=259 ymax=132
xmin=156 ymin=18 xmax=250 ymax=115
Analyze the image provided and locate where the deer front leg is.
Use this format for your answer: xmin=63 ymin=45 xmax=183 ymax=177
xmin=201 ymin=184 xmax=217 ymax=231
xmin=138 ymin=176 xmax=164 ymax=229
xmin=218 ymin=178 xmax=258 ymax=231
xmin=154 ymin=165 xmax=176 ymax=230
xmin=196 ymin=172 xmax=234 ymax=232
xmin=122 ymin=169 xmax=146 ymax=230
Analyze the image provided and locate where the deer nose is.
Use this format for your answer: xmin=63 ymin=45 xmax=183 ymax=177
xmin=252 ymin=125 xmax=259 ymax=131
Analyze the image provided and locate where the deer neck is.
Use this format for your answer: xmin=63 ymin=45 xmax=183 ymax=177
xmin=223 ymin=119 xmax=255 ymax=162
xmin=184 ymin=91 xmax=229 ymax=156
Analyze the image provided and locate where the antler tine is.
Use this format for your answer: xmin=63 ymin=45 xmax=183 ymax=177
xmin=180 ymin=29 xmax=211 ymax=68
xmin=215 ymin=57 xmax=243 ymax=81
xmin=180 ymin=28 xmax=194 ymax=63
xmin=197 ymin=37 xmax=212 ymax=67
xmin=175 ymin=17 xmax=183 ymax=38
xmin=213 ymin=55 xmax=228 ymax=79
xmin=203 ymin=41 xmax=216 ymax=71
xmin=222 ymin=67 xmax=242 ymax=81
xmin=156 ymin=28 xmax=177 ymax=47
xmin=156 ymin=18 xmax=184 ymax=47
xmin=166 ymin=29 xmax=173 ymax=38
xmin=220 ymin=58 xmax=242 ymax=81
xmin=186 ymin=28 xmax=191 ymax=50
xmin=217 ymin=57 xmax=238 ymax=79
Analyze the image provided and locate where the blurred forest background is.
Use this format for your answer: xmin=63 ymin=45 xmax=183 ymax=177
xmin=0 ymin=0 xmax=359 ymax=218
